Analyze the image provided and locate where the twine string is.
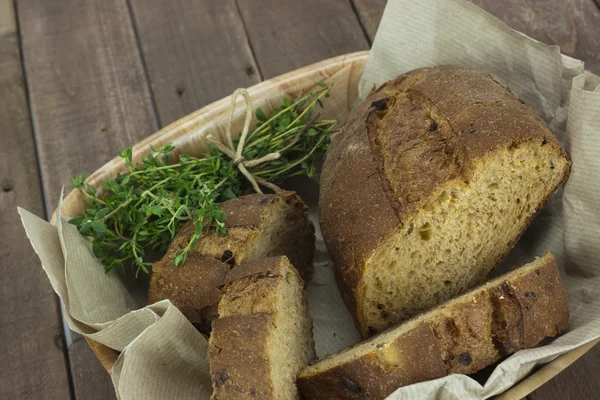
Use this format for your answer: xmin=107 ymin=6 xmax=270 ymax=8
xmin=207 ymin=88 xmax=283 ymax=194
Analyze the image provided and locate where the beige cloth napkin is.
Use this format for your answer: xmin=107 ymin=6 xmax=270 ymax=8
xmin=20 ymin=194 xmax=212 ymax=399
xmin=18 ymin=0 xmax=600 ymax=399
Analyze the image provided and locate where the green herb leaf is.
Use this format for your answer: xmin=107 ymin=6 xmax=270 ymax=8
xmin=223 ymin=188 xmax=236 ymax=200
xmin=68 ymin=215 xmax=85 ymax=225
xmin=256 ymin=107 xmax=267 ymax=121
xmin=91 ymin=221 xmax=107 ymax=235
xmin=95 ymin=207 xmax=111 ymax=219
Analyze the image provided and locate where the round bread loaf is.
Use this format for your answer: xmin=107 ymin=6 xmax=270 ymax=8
xmin=318 ymin=66 xmax=570 ymax=336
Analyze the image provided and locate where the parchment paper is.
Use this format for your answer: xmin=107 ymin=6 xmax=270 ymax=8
xmin=18 ymin=0 xmax=600 ymax=399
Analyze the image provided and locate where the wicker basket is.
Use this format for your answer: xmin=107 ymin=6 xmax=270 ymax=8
xmin=58 ymin=51 xmax=599 ymax=399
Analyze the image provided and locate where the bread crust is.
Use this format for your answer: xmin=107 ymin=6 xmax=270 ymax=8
xmin=210 ymin=256 xmax=314 ymax=399
xmin=210 ymin=314 xmax=274 ymax=399
xmin=319 ymin=66 xmax=570 ymax=329
xmin=297 ymin=252 xmax=569 ymax=399
xmin=149 ymin=252 xmax=229 ymax=333
xmin=496 ymin=254 xmax=569 ymax=349
xmin=297 ymin=323 xmax=446 ymax=399
xmin=148 ymin=192 xmax=314 ymax=334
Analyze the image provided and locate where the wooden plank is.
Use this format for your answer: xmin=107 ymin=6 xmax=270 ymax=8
xmin=129 ymin=0 xmax=261 ymax=126
xmin=0 ymin=0 xmax=72 ymax=399
xmin=70 ymin=336 xmax=116 ymax=400
xmin=528 ymin=343 xmax=600 ymax=400
xmin=473 ymin=0 xmax=600 ymax=74
xmin=16 ymin=0 xmax=160 ymax=398
xmin=16 ymin=0 xmax=159 ymax=212
xmin=351 ymin=0 xmax=387 ymax=42
xmin=236 ymin=0 xmax=370 ymax=79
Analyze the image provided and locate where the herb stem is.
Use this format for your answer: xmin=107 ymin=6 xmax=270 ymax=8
xmin=100 ymin=198 xmax=132 ymax=222
xmin=80 ymin=188 xmax=108 ymax=206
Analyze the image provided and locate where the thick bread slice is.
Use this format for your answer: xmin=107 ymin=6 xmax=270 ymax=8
xmin=149 ymin=191 xmax=315 ymax=334
xmin=319 ymin=66 xmax=570 ymax=336
xmin=296 ymin=252 xmax=568 ymax=399
xmin=209 ymin=256 xmax=316 ymax=399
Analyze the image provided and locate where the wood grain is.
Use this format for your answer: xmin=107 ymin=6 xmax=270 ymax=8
xmin=351 ymin=0 xmax=387 ymax=41
xmin=16 ymin=0 xmax=160 ymax=398
xmin=473 ymin=0 xmax=600 ymax=74
xmin=528 ymin=341 xmax=600 ymax=400
xmin=16 ymin=0 xmax=158 ymax=212
xmin=236 ymin=0 xmax=370 ymax=79
xmin=0 ymin=1 xmax=71 ymax=398
xmin=129 ymin=0 xmax=261 ymax=126
xmin=70 ymin=336 xmax=116 ymax=400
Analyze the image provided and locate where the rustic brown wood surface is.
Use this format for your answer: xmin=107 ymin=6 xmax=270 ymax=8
xmin=0 ymin=1 xmax=72 ymax=399
xmin=237 ymin=0 xmax=369 ymax=78
xmin=352 ymin=0 xmax=388 ymax=42
xmin=69 ymin=337 xmax=116 ymax=400
xmin=15 ymin=0 xmax=158 ymax=398
xmin=129 ymin=0 xmax=260 ymax=126
xmin=4 ymin=0 xmax=600 ymax=398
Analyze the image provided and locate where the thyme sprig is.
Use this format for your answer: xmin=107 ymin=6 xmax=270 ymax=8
xmin=69 ymin=85 xmax=334 ymax=276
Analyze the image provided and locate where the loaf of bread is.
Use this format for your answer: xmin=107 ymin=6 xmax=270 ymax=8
xmin=297 ymin=252 xmax=568 ymax=399
xmin=319 ymin=66 xmax=571 ymax=336
xmin=209 ymin=256 xmax=315 ymax=399
xmin=149 ymin=191 xmax=314 ymax=334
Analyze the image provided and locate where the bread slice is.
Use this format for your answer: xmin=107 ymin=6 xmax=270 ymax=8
xmin=296 ymin=252 xmax=568 ymax=399
xmin=209 ymin=256 xmax=315 ymax=399
xmin=319 ymin=66 xmax=571 ymax=336
xmin=149 ymin=191 xmax=315 ymax=334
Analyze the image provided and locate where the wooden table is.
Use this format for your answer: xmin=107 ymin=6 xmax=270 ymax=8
xmin=1 ymin=1 xmax=599 ymax=399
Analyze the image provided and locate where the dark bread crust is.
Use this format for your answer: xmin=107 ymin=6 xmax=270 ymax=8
xmin=318 ymin=66 xmax=570 ymax=329
xmin=219 ymin=194 xmax=277 ymax=228
xmin=218 ymin=257 xmax=301 ymax=318
xmin=428 ymin=289 xmax=498 ymax=375
xmin=224 ymin=256 xmax=289 ymax=286
xmin=297 ymin=252 xmax=569 ymax=399
xmin=210 ymin=256 xmax=314 ymax=399
xmin=148 ymin=192 xmax=314 ymax=334
xmin=495 ymin=254 xmax=569 ymax=349
xmin=149 ymin=253 xmax=228 ymax=333
xmin=169 ymin=191 xmax=311 ymax=255
xmin=210 ymin=314 xmax=274 ymax=399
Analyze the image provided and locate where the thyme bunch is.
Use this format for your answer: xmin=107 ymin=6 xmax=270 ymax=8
xmin=69 ymin=85 xmax=334 ymax=276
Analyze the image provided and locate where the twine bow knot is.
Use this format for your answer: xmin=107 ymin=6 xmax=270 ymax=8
xmin=207 ymin=88 xmax=282 ymax=194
